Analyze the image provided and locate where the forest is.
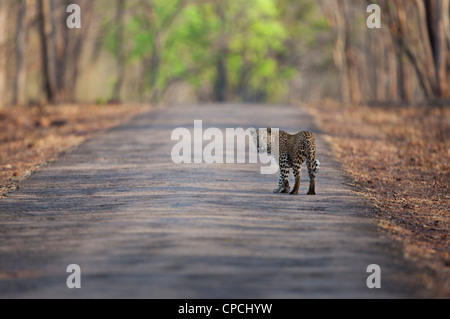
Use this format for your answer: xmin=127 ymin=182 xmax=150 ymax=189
xmin=0 ymin=0 xmax=449 ymax=297
xmin=0 ymin=0 xmax=449 ymax=107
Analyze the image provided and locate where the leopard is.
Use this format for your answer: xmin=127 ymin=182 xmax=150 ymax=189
xmin=250 ymin=127 xmax=320 ymax=195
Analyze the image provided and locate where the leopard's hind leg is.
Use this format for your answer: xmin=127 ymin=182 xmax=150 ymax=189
xmin=306 ymin=158 xmax=320 ymax=195
xmin=305 ymin=138 xmax=319 ymax=195
xmin=289 ymin=158 xmax=303 ymax=195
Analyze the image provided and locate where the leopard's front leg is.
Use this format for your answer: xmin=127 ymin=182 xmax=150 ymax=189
xmin=273 ymin=155 xmax=290 ymax=193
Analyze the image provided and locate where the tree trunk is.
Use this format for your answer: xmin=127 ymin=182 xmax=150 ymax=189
xmin=60 ymin=0 xmax=93 ymax=102
xmin=444 ymin=0 xmax=450 ymax=77
xmin=111 ymin=0 xmax=126 ymax=103
xmin=387 ymin=40 xmax=398 ymax=101
xmin=49 ymin=0 xmax=65 ymax=102
xmin=213 ymin=2 xmax=228 ymax=102
xmin=138 ymin=0 xmax=160 ymax=102
xmin=431 ymin=0 xmax=449 ymax=98
xmin=386 ymin=0 xmax=433 ymax=100
xmin=373 ymin=33 xmax=385 ymax=101
xmin=149 ymin=34 xmax=161 ymax=102
xmin=214 ymin=55 xmax=227 ymax=102
xmin=0 ymin=0 xmax=7 ymax=107
xmin=417 ymin=0 xmax=449 ymax=98
xmin=344 ymin=35 xmax=361 ymax=104
xmin=37 ymin=0 xmax=55 ymax=103
xmin=415 ymin=0 xmax=438 ymax=97
xmin=12 ymin=0 xmax=27 ymax=106
xmin=340 ymin=0 xmax=361 ymax=104
xmin=393 ymin=0 xmax=413 ymax=103
xmin=332 ymin=0 xmax=349 ymax=104
xmin=238 ymin=59 xmax=251 ymax=102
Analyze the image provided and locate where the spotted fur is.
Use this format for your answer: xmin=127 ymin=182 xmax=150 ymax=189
xmin=251 ymin=128 xmax=319 ymax=195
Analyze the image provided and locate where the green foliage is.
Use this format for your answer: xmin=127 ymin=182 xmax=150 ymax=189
xmin=95 ymin=97 xmax=106 ymax=106
xmin=101 ymin=0 xmax=330 ymax=103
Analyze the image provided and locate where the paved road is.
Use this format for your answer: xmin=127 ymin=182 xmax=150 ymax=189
xmin=0 ymin=104 xmax=428 ymax=298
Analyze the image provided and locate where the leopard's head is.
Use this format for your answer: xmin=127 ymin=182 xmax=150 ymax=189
xmin=250 ymin=127 xmax=272 ymax=154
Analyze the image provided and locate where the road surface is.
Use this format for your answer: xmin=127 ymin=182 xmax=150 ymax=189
xmin=0 ymin=104 xmax=428 ymax=298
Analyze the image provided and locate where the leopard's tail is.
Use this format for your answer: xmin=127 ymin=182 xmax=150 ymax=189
xmin=313 ymin=159 xmax=320 ymax=177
